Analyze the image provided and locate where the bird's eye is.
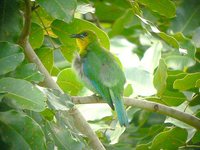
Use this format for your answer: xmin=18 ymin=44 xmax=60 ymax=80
xmin=83 ymin=32 xmax=88 ymax=37
xmin=80 ymin=32 xmax=88 ymax=38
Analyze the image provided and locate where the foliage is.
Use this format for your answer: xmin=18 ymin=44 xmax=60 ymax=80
xmin=0 ymin=0 xmax=200 ymax=149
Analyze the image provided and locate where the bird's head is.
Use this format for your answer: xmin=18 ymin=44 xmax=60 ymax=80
xmin=70 ymin=30 xmax=98 ymax=54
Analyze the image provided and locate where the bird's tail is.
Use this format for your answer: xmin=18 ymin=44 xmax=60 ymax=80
xmin=109 ymin=90 xmax=129 ymax=127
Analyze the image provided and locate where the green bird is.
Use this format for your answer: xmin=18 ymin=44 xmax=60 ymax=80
xmin=71 ymin=30 xmax=128 ymax=127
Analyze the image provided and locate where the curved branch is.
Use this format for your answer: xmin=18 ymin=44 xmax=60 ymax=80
xmin=18 ymin=0 xmax=105 ymax=150
xmin=72 ymin=96 xmax=200 ymax=130
xmin=18 ymin=0 xmax=31 ymax=45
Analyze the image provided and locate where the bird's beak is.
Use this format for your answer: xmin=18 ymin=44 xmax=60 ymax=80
xmin=70 ymin=34 xmax=82 ymax=38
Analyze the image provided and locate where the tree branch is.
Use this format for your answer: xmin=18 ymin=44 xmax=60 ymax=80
xmin=90 ymin=13 xmax=102 ymax=29
xmin=18 ymin=0 xmax=105 ymax=149
xmin=72 ymin=96 xmax=200 ymax=130
xmin=18 ymin=0 xmax=31 ymax=46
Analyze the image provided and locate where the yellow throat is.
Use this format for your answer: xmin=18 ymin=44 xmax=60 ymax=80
xmin=76 ymin=36 xmax=90 ymax=56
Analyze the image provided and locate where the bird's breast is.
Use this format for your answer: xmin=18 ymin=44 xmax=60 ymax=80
xmin=72 ymin=54 xmax=84 ymax=78
xmin=72 ymin=54 xmax=97 ymax=93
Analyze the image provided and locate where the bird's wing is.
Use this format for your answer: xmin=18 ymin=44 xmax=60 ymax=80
xmin=82 ymin=48 xmax=125 ymax=108
xmin=83 ymin=48 xmax=125 ymax=88
xmin=82 ymin=50 xmax=114 ymax=109
xmin=100 ymin=50 xmax=126 ymax=88
xmin=99 ymin=53 xmax=125 ymax=87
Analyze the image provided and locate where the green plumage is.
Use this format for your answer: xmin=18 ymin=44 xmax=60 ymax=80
xmin=72 ymin=31 xmax=128 ymax=127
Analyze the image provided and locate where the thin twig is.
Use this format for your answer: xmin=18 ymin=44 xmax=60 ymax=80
xmin=72 ymin=95 xmax=200 ymax=130
xmin=31 ymin=4 xmax=40 ymax=11
xmin=91 ymin=13 xmax=102 ymax=29
xmin=179 ymin=145 xmax=200 ymax=149
xmin=183 ymin=101 xmax=190 ymax=112
xmin=34 ymin=10 xmax=56 ymax=49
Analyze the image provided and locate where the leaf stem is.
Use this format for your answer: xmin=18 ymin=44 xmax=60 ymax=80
xmin=179 ymin=145 xmax=200 ymax=149
xmin=90 ymin=13 xmax=102 ymax=29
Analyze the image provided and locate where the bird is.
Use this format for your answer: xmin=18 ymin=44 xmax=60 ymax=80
xmin=71 ymin=30 xmax=128 ymax=127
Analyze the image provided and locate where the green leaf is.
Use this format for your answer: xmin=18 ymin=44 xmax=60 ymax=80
xmin=165 ymin=101 xmax=198 ymax=141
xmin=170 ymin=0 xmax=200 ymax=35
xmin=57 ymin=68 xmax=84 ymax=96
xmin=36 ymin=0 xmax=77 ymax=23
xmin=32 ymin=7 xmax=54 ymax=30
xmin=30 ymin=23 xmax=44 ymax=49
xmin=125 ymin=41 xmax=162 ymax=97
xmin=173 ymin=33 xmax=196 ymax=58
xmin=139 ymin=0 xmax=176 ymax=18
xmin=146 ymin=97 xmax=166 ymax=105
xmin=187 ymin=62 xmax=200 ymax=73
xmin=161 ymin=71 xmax=187 ymax=106
xmin=51 ymin=18 xmax=110 ymax=49
xmin=41 ymin=109 xmax=88 ymax=149
xmin=157 ymin=32 xmax=179 ymax=48
xmin=189 ymin=93 xmax=200 ymax=106
xmin=0 ymin=0 xmax=22 ymax=42
xmin=165 ymin=117 xmax=196 ymax=142
xmin=51 ymin=65 xmax=61 ymax=76
xmin=161 ymin=90 xmax=186 ymax=106
xmin=44 ymin=89 xmax=74 ymax=110
xmin=174 ymin=73 xmax=200 ymax=91
xmin=165 ymin=55 xmax=195 ymax=71
xmin=0 ymin=110 xmax=46 ymax=149
xmin=195 ymin=79 xmax=200 ymax=88
xmin=126 ymin=68 xmax=156 ymax=96
xmin=192 ymin=131 xmax=200 ymax=144
xmin=135 ymin=125 xmax=166 ymax=150
xmin=192 ymin=27 xmax=200 ymax=48
xmin=166 ymin=71 xmax=187 ymax=91
xmin=60 ymin=45 xmax=75 ymax=62
xmin=137 ymin=16 xmax=179 ymax=48
xmin=110 ymin=36 xmax=138 ymax=68
xmin=0 ymin=94 xmax=4 ymax=102
xmin=141 ymin=42 xmax=162 ymax=73
xmin=145 ymin=112 xmax=166 ymax=126
xmin=164 ymin=33 xmax=196 ymax=70
xmin=51 ymin=18 xmax=110 ymax=53
xmin=136 ymin=143 xmax=151 ymax=150
xmin=48 ymin=121 xmax=83 ymax=150
xmin=109 ymin=9 xmax=134 ymax=37
xmin=35 ymin=47 xmax=54 ymax=73
xmin=0 ymin=77 xmax=46 ymax=112
xmin=138 ymin=110 xmax=151 ymax=127
xmin=109 ymin=123 xmax=126 ymax=144
xmin=124 ymin=84 xmax=133 ymax=97
xmin=54 ymin=49 xmax=70 ymax=70
xmin=10 ymin=63 xmax=44 ymax=83
xmin=153 ymin=59 xmax=168 ymax=96
xmin=150 ymin=127 xmax=187 ymax=149
xmin=40 ymin=108 xmax=55 ymax=121
xmin=94 ymin=0 xmax=130 ymax=22
xmin=0 ymin=42 xmax=24 ymax=75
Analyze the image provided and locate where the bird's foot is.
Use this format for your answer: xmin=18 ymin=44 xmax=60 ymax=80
xmin=91 ymin=93 xmax=101 ymax=100
xmin=91 ymin=93 xmax=98 ymax=97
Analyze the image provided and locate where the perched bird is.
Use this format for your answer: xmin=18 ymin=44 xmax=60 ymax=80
xmin=71 ymin=30 xmax=128 ymax=127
